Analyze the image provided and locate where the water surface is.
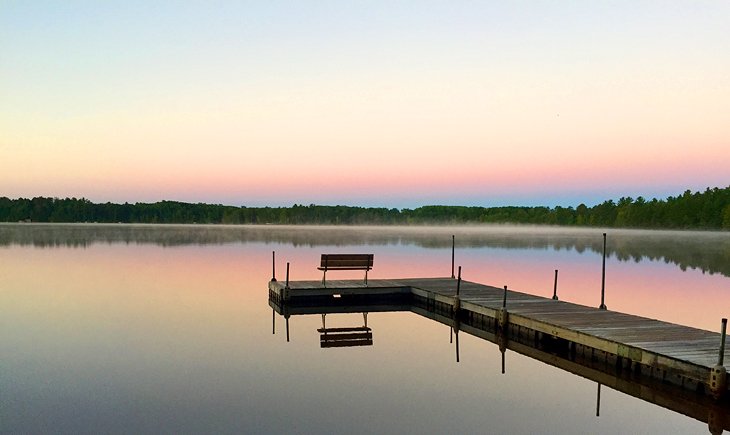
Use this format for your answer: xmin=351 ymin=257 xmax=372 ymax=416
xmin=1 ymin=224 xmax=728 ymax=434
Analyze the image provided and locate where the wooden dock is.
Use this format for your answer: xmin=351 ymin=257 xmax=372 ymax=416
xmin=269 ymin=277 xmax=729 ymax=401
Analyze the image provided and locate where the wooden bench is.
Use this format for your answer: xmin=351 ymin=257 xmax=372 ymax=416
xmin=317 ymin=254 xmax=374 ymax=286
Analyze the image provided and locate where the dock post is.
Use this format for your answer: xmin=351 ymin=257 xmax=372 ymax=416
xmin=552 ymin=269 xmax=559 ymax=300
xmin=709 ymin=318 xmax=727 ymax=399
xmin=272 ymin=309 xmax=275 ymax=335
xmin=285 ymin=314 xmax=290 ymax=342
xmin=719 ymin=318 xmax=727 ymax=366
xmin=282 ymin=264 xmax=291 ymax=302
xmin=271 ymin=251 xmax=277 ymax=282
xmin=285 ymin=262 xmax=290 ymax=289
xmin=453 ymin=266 xmax=462 ymax=314
xmin=451 ymin=235 xmax=455 ymax=279
xmin=599 ymin=233 xmax=607 ymax=310
xmin=498 ymin=285 xmax=509 ymax=329
xmin=452 ymin=266 xmax=462 ymax=350
xmin=596 ymin=383 xmax=602 ymax=417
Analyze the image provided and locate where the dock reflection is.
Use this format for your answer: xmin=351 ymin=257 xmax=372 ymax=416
xmin=270 ymin=295 xmax=730 ymax=434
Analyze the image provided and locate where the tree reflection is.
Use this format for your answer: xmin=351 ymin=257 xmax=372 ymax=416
xmin=2 ymin=223 xmax=729 ymax=277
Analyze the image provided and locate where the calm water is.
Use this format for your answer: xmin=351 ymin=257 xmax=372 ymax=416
xmin=1 ymin=224 xmax=729 ymax=434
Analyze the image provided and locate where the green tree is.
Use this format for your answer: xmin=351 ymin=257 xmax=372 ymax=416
xmin=723 ymin=204 xmax=730 ymax=229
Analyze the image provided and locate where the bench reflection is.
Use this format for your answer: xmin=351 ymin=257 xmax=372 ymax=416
xmin=318 ymin=313 xmax=372 ymax=348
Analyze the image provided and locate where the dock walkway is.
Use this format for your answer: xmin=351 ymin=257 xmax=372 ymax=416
xmin=269 ymin=277 xmax=729 ymax=398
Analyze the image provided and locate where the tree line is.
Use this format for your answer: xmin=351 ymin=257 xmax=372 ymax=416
xmin=1 ymin=186 xmax=729 ymax=229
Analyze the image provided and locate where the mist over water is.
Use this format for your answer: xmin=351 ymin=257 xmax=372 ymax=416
xmin=3 ymin=223 xmax=729 ymax=277
xmin=1 ymin=224 xmax=728 ymax=434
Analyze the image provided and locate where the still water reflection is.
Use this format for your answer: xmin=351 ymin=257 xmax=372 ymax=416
xmin=272 ymin=303 xmax=729 ymax=434
xmin=1 ymin=224 xmax=728 ymax=434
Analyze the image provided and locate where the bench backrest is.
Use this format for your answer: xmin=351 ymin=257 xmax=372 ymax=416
xmin=320 ymin=254 xmax=374 ymax=269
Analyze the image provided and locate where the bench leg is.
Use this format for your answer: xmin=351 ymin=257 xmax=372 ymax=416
xmin=322 ymin=270 xmax=326 ymax=287
xmin=364 ymin=269 xmax=368 ymax=286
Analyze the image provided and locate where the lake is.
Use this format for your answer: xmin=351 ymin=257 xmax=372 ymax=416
xmin=1 ymin=224 xmax=729 ymax=434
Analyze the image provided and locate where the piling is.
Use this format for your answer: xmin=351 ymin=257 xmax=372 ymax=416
xmin=498 ymin=285 xmax=509 ymax=329
xmin=451 ymin=235 xmax=455 ymax=279
xmin=599 ymin=233 xmax=607 ymax=310
xmin=453 ymin=266 xmax=462 ymax=313
xmin=271 ymin=251 xmax=277 ymax=282
xmin=285 ymin=262 xmax=290 ymax=289
xmin=719 ymin=318 xmax=727 ymax=366
xmin=709 ymin=318 xmax=727 ymax=399
xmin=552 ymin=269 xmax=559 ymax=300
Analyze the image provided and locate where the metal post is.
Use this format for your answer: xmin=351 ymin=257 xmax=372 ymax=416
xmin=285 ymin=262 xmax=290 ymax=289
xmin=599 ymin=233 xmax=607 ymax=310
xmin=596 ymin=383 xmax=602 ymax=417
xmin=501 ymin=350 xmax=505 ymax=374
xmin=456 ymin=266 xmax=462 ymax=296
xmin=271 ymin=251 xmax=277 ymax=282
xmin=503 ymin=285 xmax=508 ymax=308
xmin=272 ymin=309 xmax=275 ymax=335
xmin=552 ymin=269 xmax=559 ymax=300
xmin=719 ymin=318 xmax=727 ymax=366
xmin=451 ymin=235 xmax=455 ymax=279
xmin=285 ymin=315 xmax=290 ymax=342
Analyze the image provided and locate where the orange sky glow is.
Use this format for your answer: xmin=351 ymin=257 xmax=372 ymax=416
xmin=1 ymin=2 xmax=728 ymax=207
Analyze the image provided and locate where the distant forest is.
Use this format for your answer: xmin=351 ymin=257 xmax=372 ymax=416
xmin=1 ymin=186 xmax=729 ymax=229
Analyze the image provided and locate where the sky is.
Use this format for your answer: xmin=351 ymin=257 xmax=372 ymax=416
xmin=1 ymin=1 xmax=728 ymax=208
